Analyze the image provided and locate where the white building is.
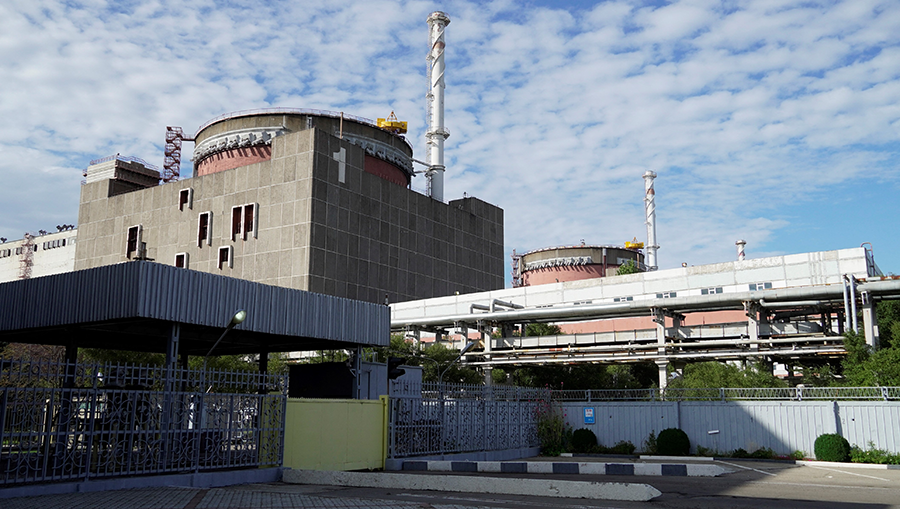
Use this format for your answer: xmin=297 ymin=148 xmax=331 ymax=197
xmin=0 ymin=229 xmax=77 ymax=283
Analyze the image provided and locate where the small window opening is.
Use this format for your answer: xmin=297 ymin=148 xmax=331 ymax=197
xmin=217 ymin=246 xmax=233 ymax=269
xmin=198 ymin=212 xmax=212 ymax=247
xmin=126 ymin=225 xmax=141 ymax=259
xmin=231 ymin=203 xmax=258 ymax=241
xmin=179 ymin=188 xmax=193 ymax=211
xmin=174 ymin=253 xmax=188 ymax=268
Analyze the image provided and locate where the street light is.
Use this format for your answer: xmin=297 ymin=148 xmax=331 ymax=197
xmin=202 ymin=310 xmax=247 ymax=392
xmin=438 ymin=341 xmax=477 ymax=385
xmin=205 ymin=309 xmax=247 ymax=359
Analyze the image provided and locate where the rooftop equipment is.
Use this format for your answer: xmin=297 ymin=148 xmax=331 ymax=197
xmin=377 ymin=112 xmax=408 ymax=134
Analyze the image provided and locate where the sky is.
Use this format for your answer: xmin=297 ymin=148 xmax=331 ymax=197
xmin=1 ymin=0 xmax=898 ymax=282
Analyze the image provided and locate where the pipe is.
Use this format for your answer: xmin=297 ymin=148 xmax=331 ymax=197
xmin=491 ymin=299 xmax=523 ymax=312
xmin=643 ymin=171 xmax=659 ymax=270
xmin=425 ymin=11 xmax=450 ymax=202
xmin=469 ymin=346 xmax=846 ymax=366
xmin=758 ymin=299 xmax=827 ymax=308
xmin=842 ymin=275 xmax=851 ymax=332
xmin=850 ymin=275 xmax=858 ymax=333
xmin=392 ymin=278 xmax=900 ymax=331
xmin=470 ymin=303 xmax=489 ymax=313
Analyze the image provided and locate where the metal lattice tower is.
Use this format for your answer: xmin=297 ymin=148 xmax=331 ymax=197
xmin=163 ymin=126 xmax=193 ymax=182
xmin=19 ymin=233 xmax=34 ymax=279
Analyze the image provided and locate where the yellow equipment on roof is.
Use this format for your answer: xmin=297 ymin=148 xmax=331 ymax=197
xmin=625 ymin=237 xmax=644 ymax=249
xmin=377 ymin=111 xmax=408 ymax=134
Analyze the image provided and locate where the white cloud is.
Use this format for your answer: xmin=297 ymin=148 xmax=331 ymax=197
xmin=0 ymin=0 xmax=898 ymax=276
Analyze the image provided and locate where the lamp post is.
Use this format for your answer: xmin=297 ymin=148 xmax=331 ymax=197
xmin=202 ymin=309 xmax=247 ymax=391
xmin=437 ymin=341 xmax=476 ymax=459
xmin=438 ymin=341 xmax=476 ymax=386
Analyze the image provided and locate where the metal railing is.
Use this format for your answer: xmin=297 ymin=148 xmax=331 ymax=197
xmin=550 ymin=386 xmax=900 ymax=402
xmin=388 ymin=382 xmax=544 ymax=459
xmin=0 ymin=359 xmax=287 ymax=486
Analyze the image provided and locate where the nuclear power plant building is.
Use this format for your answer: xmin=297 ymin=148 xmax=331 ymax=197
xmin=75 ymin=110 xmax=504 ymax=303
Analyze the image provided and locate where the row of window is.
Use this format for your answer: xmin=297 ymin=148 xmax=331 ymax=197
xmin=0 ymin=238 xmax=75 ymax=259
xmin=197 ymin=204 xmax=258 ymax=246
xmin=126 ymin=202 xmax=257 ymax=269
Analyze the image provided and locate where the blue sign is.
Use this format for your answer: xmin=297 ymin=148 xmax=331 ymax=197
xmin=583 ymin=407 xmax=595 ymax=425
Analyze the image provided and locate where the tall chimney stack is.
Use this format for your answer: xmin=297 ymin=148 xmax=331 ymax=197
xmin=643 ymin=171 xmax=659 ymax=270
xmin=426 ymin=11 xmax=450 ymax=202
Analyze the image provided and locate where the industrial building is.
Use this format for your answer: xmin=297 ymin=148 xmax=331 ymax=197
xmin=392 ymin=246 xmax=898 ymax=388
xmin=0 ymin=227 xmax=77 ymax=283
xmin=73 ymin=109 xmax=503 ymax=303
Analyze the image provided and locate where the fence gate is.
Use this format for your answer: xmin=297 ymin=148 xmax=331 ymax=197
xmin=0 ymin=359 xmax=287 ymax=486
xmin=388 ymin=381 xmax=545 ymax=459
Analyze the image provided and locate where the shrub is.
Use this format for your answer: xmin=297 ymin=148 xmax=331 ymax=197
xmin=610 ymin=440 xmax=636 ymax=455
xmin=643 ymin=431 xmax=658 ymax=455
xmin=571 ymin=428 xmax=597 ymax=453
xmin=851 ymin=442 xmax=900 ymax=465
xmin=657 ymin=428 xmax=690 ymax=456
xmin=814 ymin=434 xmax=851 ymax=462
xmin=790 ymin=450 xmax=805 ymax=460
xmin=731 ymin=448 xmax=749 ymax=458
xmin=536 ymin=404 xmax=570 ymax=456
xmin=750 ymin=447 xmax=774 ymax=459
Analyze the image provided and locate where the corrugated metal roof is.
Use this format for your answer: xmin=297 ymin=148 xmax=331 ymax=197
xmin=0 ymin=261 xmax=389 ymax=354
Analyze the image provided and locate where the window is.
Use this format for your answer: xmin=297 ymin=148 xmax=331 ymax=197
xmin=0 ymin=249 xmax=10 ymax=258
xmin=174 ymin=253 xmax=188 ymax=268
xmin=701 ymin=287 xmax=724 ymax=295
xmin=198 ymin=212 xmax=212 ymax=247
xmin=126 ymin=225 xmax=142 ymax=259
xmin=217 ymin=246 xmax=233 ymax=269
xmin=613 ymin=296 xmax=633 ymax=303
xmin=179 ymin=188 xmax=193 ymax=211
xmin=231 ymin=203 xmax=258 ymax=241
xmin=749 ymin=282 xmax=773 ymax=291
xmin=656 ymin=291 xmax=677 ymax=299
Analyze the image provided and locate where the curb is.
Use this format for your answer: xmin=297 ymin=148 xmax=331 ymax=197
xmin=399 ymin=460 xmax=728 ymax=477
xmin=284 ymin=469 xmax=662 ymax=502
xmin=797 ymin=460 xmax=900 ymax=470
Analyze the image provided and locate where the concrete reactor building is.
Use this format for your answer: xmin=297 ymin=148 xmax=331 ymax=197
xmin=75 ymin=109 xmax=504 ymax=304
xmin=72 ymin=11 xmax=504 ymax=304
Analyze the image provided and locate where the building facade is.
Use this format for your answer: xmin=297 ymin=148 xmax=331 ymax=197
xmin=75 ymin=110 xmax=505 ymax=303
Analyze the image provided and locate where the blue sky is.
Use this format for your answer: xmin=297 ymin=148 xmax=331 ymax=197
xmin=1 ymin=0 xmax=898 ymax=280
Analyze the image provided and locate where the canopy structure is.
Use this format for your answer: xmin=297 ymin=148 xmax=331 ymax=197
xmin=0 ymin=261 xmax=389 ymax=357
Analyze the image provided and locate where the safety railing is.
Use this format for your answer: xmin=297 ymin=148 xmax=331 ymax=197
xmin=0 ymin=359 xmax=287 ymax=486
xmin=550 ymin=386 xmax=900 ymax=402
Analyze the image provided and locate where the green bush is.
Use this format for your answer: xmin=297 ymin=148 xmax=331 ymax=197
xmin=657 ymin=428 xmax=690 ymax=456
xmin=750 ymin=447 xmax=774 ymax=459
xmin=610 ymin=440 xmax=636 ymax=455
xmin=571 ymin=428 xmax=597 ymax=453
xmin=731 ymin=448 xmax=749 ymax=458
xmin=643 ymin=431 xmax=658 ymax=455
xmin=851 ymin=442 xmax=900 ymax=465
xmin=814 ymin=434 xmax=851 ymax=462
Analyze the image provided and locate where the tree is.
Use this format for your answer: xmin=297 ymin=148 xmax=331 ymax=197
xmin=616 ymin=259 xmax=641 ymax=275
xmin=666 ymin=361 xmax=786 ymax=389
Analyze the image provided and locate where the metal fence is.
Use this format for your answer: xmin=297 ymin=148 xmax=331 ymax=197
xmin=550 ymin=386 xmax=900 ymax=402
xmin=388 ymin=381 xmax=546 ymax=459
xmin=0 ymin=359 xmax=287 ymax=486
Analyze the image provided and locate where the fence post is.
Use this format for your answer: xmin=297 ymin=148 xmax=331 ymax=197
xmin=720 ymin=388 xmax=725 ymax=402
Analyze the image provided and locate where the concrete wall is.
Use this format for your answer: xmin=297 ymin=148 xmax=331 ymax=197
xmin=560 ymin=400 xmax=900 ymax=458
xmin=283 ymin=397 xmax=388 ymax=471
xmin=0 ymin=231 xmax=76 ymax=283
xmin=75 ymin=127 xmax=504 ymax=304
